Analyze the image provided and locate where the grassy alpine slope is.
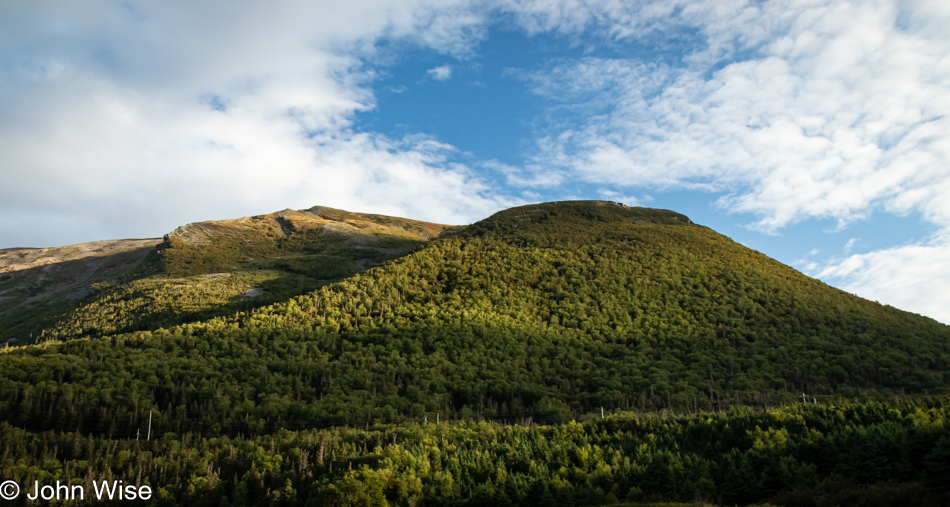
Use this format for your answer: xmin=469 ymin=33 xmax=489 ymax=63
xmin=0 ymin=239 xmax=161 ymax=344
xmin=1 ymin=200 xmax=949 ymax=505
xmin=0 ymin=206 xmax=450 ymax=344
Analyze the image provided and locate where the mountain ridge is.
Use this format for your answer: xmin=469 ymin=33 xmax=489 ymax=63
xmin=0 ymin=205 xmax=451 ymax=343
xmin=4 ymin=200 xmax=947 ymax=428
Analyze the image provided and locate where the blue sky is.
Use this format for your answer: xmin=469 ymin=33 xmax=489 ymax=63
xmin=1 ymin=0 xmax=949 ymax=324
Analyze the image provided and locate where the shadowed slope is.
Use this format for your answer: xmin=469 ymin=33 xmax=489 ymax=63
xmin=1 ymin=206 xmax=452 ymax=344
xmin=0 ymin=240 xmax=161 ymax=343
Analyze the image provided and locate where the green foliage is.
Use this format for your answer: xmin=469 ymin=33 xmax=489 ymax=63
xmin=2 ymin=201 xmax=950 ymax=505
xmin=2 ymin=206 xmax=437 ymax=345
xmin=0 ymin=242 xmax=158 ymax=344
xmin=2 ymin=202 xmax=949 ymax=437
xmin=34 ymin=269 xmax=321 ymax=340
xmin=922 ymin=436 xmax=950 ymax=493
xmin=1 ymin=400 xmax=947 ymax=506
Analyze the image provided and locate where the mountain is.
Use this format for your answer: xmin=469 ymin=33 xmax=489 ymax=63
xmin=2 ymin=200 xmax=950 ymax=506
xmin=2 ymin=200 xmax=947 ymax=429
xmin=0 ymin=206 xmax=451 ymax=344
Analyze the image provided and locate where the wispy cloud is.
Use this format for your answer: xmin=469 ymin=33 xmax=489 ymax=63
xmin=426 ymin=64 xmax=453 ymax=81
xmin=844 ymin=238 xmax=860 ymax=253
xmin=483 ymin=159 xmax=563 ymax=187
xmin=496 ymin=0 xmax=950 ymax=322
xmin=519 ymin=0 xmax=950 ymax=232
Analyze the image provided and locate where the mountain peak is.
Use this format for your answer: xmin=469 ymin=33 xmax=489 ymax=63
xmin=158 ymin=205 xmax=453 ymax=276
xmin=488 ymin=200 xmax=689 ymax=225
xmin=453 ymin=200 xmax=692 ymax=241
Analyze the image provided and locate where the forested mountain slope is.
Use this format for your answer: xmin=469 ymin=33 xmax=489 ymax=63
xmin=3 ymin=200 xmax=950 ymax=506
xmin=1 ymin=201 xmax=947 ymax=439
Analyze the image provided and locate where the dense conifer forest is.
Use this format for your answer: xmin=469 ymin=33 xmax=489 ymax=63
xmin=1 ymin=201 xmax=948 ymax=505
xmin=2 ymin=400 xmax=949 ymax=506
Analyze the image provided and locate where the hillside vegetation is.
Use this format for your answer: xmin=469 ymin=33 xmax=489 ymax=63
xmin=2 ymin=201 xmax=947 ymax=431
xmin=0 ymin=239 xmax=161 ymax=344
xmin=2 ymin=399 xmax=948 ymax=506
xmin=0 ymin=206 xmax=450 ymax=344
xmin=1 ymin=200 xmax=948 ymax=505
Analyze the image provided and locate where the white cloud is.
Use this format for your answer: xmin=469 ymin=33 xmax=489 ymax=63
xmin=498 ymin=0 xmax=950 ymax=322
xmin=844 ymin=238 xmax=859 ymax=253
xmin=596 ymin=189 xmax=640 ymax=207
xmin=427 ymin=64 xmax=453 ymax=81
xmin=515 ymin=0 xmax=950 ymax=232
xmin=483 ymin=159 xmax=564 ymax=187
xmin=0 ymin=0 xmax=502 ymax=247
xmin=817 ymin=234 xmax=950 ymax=324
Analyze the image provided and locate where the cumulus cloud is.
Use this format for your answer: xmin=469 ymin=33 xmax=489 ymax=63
xmin=0 ymin=0 xmax=502 ymax=247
